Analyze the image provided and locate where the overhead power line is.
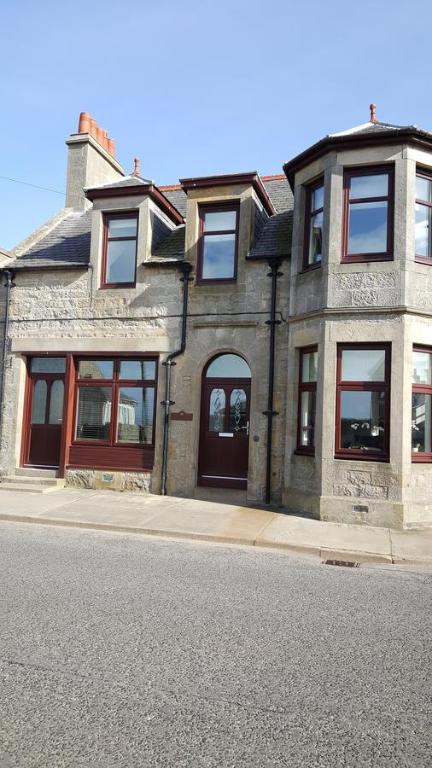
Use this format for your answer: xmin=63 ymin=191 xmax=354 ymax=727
xmin=0 ymin=175 xmax=64 ymax=196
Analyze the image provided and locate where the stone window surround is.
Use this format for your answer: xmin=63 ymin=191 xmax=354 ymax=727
xmin=100 ymin=210 xmax=139 ymax=289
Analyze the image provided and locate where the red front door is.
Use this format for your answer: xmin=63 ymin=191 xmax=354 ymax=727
xmin=198 ymin=378 xmax=251 ymax=489
xmin=25 ymin=370 xmax=65 ymax=468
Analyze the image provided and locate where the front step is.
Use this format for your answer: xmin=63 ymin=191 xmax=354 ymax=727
xmin=0 ymin=475 xmax=65 ymax=494
xmin=15 ymin=467 xmax=59 ymax=479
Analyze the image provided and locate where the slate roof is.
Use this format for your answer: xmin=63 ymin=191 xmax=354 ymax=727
xmin=8 ymin=211 xmax=92 ymax=270
xmin=5 ymin=175 xmax=294 ymax=271
xmin=248 ymin=211 xmax=293 ymax=260
xmin=85 ymin=174 xmax=152 ymax=190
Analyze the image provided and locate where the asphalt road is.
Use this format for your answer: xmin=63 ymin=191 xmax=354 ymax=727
xmin=0 ymin=523 xmax=431 ymax=768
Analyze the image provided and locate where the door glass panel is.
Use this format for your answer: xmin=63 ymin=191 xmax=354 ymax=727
xmin=229 ymin=389 xmax=247 ymax=432
xmin=31 ymin=380 xmax=47 ymax=424
xmin=206 ymin=354 xmax=251 ymax=379
xmin=119 ymin=360 xmax=156 ymax=380
xmin=78 ymin=360 xmax=114 ymax=379
xmin=48 ymin=380 xmax=64 ymax=424
xmin=76 ymin=387 xmax=112 ymax=441
xmin=31 ymin=357 xmax=66 ymax=373
xmin=209 ymin=389 xmax=225 ymax=432
xmin=117 ymin=387 xmax=154 ymax=444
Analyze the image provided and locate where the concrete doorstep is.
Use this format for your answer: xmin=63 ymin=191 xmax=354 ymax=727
xmin=0 ymin=488 xmax=431 ymax=567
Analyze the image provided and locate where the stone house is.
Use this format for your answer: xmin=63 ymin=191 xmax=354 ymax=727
xmin=1 ymin=107 xmax=431 ymax=530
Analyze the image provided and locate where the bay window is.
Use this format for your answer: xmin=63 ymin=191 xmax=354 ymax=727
xmin=303 ymin=179 xmax=324 ymax=269
xmin=415 ymin=172 xmax=432 ymax=263
xmin=342 ymin=167 xmax=393 ymax=261
xmin=336 ymin=344 xmax=391 ymax=460
xmin=412 ymin=347 xmax=432 ymax=460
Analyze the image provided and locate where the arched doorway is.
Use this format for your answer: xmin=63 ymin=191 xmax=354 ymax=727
xmin=198 ymin=354 xmax=251 ymax=489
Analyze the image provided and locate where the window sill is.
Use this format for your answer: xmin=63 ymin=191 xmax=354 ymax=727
xmin=195 ymin=278 xmax=237 ymax=286
xmin=341 ymin=254 xmax=393 ymax=264
xmin=299 ymin=263 xmax=322 ymax=275
xmin=412 ymin=453 xmax=432 ymax=462
xmin=334 ymin=451 xmax=389 ymax=462
xmin=414 ymin=256 xmax=432 ymax=266
xmin=100 ymin=283 xmax=136 ymax=290
xmin=294 ymin=448 xmax=315 ymax=457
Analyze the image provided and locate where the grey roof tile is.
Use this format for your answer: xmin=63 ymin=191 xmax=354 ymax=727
xmin=248 ymin=211 xmax=293 ymax=260
xmin=152 ymin=225 xmax=185 ymax=260
xmin=8 ymin=211 xmax=92 ymax=270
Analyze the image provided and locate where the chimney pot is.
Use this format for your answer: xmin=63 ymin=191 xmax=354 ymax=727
xmin=89 ymin=117 xmax=97 ymax=138
xmin=96 ymin=126 xmax=105 ymax=145
xmin=132 ymin=157 xmax=141 ymax=177
xmin=369 ymin=103 xmax=377 ymax=124
xmin=107 ymin=138 xmax=116 ymax=156
xmin=78 ymin=111 xmax=90 ymax=133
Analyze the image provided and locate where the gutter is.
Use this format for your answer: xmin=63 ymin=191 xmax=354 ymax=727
xmin=263 ymin=258 xmax=282 ymax=504
xmin=160 ymin=262 xmax=192 ymax=495
xmin=0 ymin=270 xmax=14 ymax=449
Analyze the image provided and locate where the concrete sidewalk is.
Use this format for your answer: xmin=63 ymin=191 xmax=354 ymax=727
xmin=0 ymin=487 xmax=431 ymax=566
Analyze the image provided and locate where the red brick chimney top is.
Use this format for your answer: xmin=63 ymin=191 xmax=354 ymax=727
xmin=369 ymin=103 xmax=377 ymax=124
xmin=78 ymin=112 xmax=116 ymax=158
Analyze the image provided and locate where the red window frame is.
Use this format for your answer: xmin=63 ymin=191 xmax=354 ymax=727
xmin=303 ymin=179 xmax=324 ymax=272
xmin=73 ymin=356 xmax=157 ymax=449
xmin=342 ymin=165 xmax=394 ymax=263
xmin=196 ymin=202 xmax=240 ymax=284
xmin=414 ymin=170 xmax=432 ymax=265
xmin=101 ymin=211 xmax=138 ymax=288
xmin=335 ymin=343 xmax=391 ymax=462
xmin=412 ymin=345 xmax=432 ymax=462
xmin=296 ymin=346 xmax=318 ymax=455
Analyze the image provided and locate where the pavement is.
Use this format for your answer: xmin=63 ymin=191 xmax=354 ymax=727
xmin=1 ymin=524 xmax=431 ymax=767
xmin=0 ymin=487 xmax=431 ymax=566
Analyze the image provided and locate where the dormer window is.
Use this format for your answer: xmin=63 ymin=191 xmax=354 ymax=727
xmin=197 ymin=203 xmax=239 ymax=282
xmin=342 ymin=166 xmax=394 ymax=262
xmin=102 ymin=212 xmax=138 ymax=287
xmin=303 ymin=179 xmax=324 ymax=270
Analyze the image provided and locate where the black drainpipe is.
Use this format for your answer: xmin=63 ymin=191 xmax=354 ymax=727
xmin=0 ymin=269 xmax=14 ymax=449
xmin=263 ymin=258 xmax=282 ymax=505
xmin=160 ymin=262 xmax=192 ymax=495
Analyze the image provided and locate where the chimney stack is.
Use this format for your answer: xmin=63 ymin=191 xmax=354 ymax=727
xmin=65 ymin=111 xmax=124 ymax=209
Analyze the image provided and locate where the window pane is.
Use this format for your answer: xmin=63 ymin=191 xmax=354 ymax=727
xmin=209 ymin=388 xmax=225 ymax=432
xmin=300 ymin=390 xmax=316 ymax=448
xmin=117 ymin=387 xmax=154 ymax=444
xmin=78 ymin=360 xmax=114 ymax=379
xmin=31 ymin=357 xmax=66 ymax=373
xmin=311 ymin=184 xmax=324 ymax=211
xmin=206 ymin=354 xmax=251 ymax=378
xmin=348 ymin=201 xmax=388 ymax=254
xmin=412 ymin=393 xmax=432 ymax=453
xmin=76 ymin=387 xmax=112 ymax=441
xmin=416 ymin=176 xmax=431 ymax=203
xmin=31 ymin=380 xmax=47 ymax=424
xmin=340 ymin=390 xmax=386 ymax=453
xmin=48 ymin=380 xmax=64 ymax=424
xmin=119 ymin=360 xmax=156 ymax=380
xmin=412 ymin=351 xmax=432 ymax=385
xmin=203 ymin=210 xmax=237 ymax=232
xmin=229 ymin=389 xmax=247 ymax=432
xmin=415 ymin=203 xmax=431 ymax=258
xmin=106 ymin=240 xmax=136 ymax=283
xmin=349 ymin=174 xmax=388 ymax=199
xmin=301 ymin=351 xmax=318 ymax=382
xmin=202 ymin=234 xmax=236 ymax=279
xmin=108 ymin=217 xmax=137 ymax=238
xmin=341 ymin=349 xmax=386 ymax=382
xmin=308 ymin=211 xmax=323 ymax=264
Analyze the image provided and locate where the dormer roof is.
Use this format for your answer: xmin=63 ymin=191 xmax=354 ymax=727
xmin=283 ymin=117 xmax=432 ymax=188
xmin=84 ymin=177 xmax=184 ymax=225
xmin=180 ymin=171 xmax=276 ymax=216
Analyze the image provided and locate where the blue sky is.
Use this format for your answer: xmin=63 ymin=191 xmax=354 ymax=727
xmin=1 ymin=0 xmax=431 ymax=249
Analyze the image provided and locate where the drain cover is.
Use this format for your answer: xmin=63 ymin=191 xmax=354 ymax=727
xmin=323 ymin=559 xmax=360 ymax=568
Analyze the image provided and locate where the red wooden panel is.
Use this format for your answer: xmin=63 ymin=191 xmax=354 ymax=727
xmin=68 ymin=444 xmax=154 ymax=472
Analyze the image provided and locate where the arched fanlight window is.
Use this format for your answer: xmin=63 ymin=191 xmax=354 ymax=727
xmin=206 ymin=354 xmax=251 ymax=379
